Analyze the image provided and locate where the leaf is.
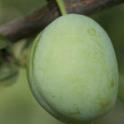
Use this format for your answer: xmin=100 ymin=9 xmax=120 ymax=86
xmin=0 ymin=62 xmax=19 ymax=86
xmin=118 ymin=73 xmax=124 ymax=103
xmin=0 ymin=35 xmax=9 ymax=49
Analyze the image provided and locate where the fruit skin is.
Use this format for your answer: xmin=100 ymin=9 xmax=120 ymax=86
xmin=28 ymin=14 xmax=118 ymax=123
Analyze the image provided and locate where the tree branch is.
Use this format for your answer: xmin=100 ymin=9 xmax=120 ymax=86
xmin=0 ymin=0 xmax=123 ymax=42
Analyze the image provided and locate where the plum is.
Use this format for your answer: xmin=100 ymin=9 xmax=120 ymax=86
xmin=28 ymin=14 xmax=118 ymax=123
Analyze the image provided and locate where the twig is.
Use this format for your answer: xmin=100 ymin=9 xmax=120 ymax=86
xmin=0 ymin=0 xmax=123 ymax=42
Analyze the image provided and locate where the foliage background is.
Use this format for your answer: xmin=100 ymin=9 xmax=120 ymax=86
xmin=0 ymin=0 xmax=124 ymax=124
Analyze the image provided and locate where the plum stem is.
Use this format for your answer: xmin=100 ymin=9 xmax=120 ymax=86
xmin=56 ymin=0 xmax=67 ymax=15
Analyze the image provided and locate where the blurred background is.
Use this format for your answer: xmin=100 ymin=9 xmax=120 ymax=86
xmin=0 ymin=0 xmax=124 ymax=124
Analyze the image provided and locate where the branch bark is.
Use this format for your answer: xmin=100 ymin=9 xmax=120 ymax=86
xmin=0 ymin=0 xmax=123 ymax=42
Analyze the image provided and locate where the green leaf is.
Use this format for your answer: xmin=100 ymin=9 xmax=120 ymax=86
xmin=118 ymin=73 xmax=124 ymax=103
xmin=0 ymin=35 xmax=9 ymax=49
xmin=0 ymin=62 xmax=19 ymax=86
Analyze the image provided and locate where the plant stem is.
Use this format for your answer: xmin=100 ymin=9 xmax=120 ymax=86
xmin=0 ymin=0 xmax=123 ymax=42
xmin=56 ymin=0 xmax=67 ymax=15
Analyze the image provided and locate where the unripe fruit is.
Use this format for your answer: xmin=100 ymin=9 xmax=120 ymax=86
xmin=28 ymin=14 xmax=118 ymax=123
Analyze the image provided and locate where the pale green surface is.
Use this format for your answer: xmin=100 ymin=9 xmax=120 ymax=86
xmin=29 ymin=14 xmax=118 ymax=123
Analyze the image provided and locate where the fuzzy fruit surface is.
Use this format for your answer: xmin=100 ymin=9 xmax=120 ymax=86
xmin=28 ymin=14 xmax=118 ymax=123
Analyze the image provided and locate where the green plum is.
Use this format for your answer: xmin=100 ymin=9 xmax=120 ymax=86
xmin=28 ymin=14 xmax=118 ymax=123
